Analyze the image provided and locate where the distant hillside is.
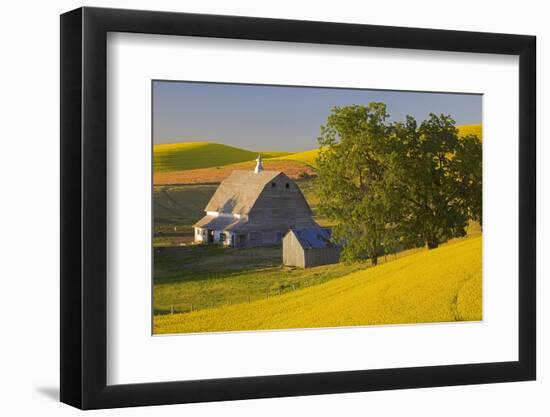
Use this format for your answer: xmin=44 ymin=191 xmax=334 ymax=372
xmin=154 ymin=142 xmax=290 ymax=172
xmin=269 ymin=149 xmax=320 ymax=168
xmin=154 ymin=124 xmax=481 ymax=173
xmin=154 ymin=160 xmax=315 ymax=186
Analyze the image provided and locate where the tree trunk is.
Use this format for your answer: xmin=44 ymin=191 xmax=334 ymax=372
xmin=371 ymin=254 xmax=378 ymax=266
xmin=427 ymin=238 xmax=439 ymax=249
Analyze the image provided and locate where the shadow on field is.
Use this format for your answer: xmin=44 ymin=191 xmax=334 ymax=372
xmin=153 ymin=244 xmax=284 ymax=284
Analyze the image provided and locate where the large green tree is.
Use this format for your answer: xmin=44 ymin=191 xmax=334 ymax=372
xmin=391 ymin=113 xmax=482 ymax=249
xmin=316 ymin=103 xmax=394 ymax=265
xmin=316 ymin=105 xmax=482 ymax=264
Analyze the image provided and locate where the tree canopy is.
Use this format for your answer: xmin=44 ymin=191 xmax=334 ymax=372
xmin=316 ymin=103 xmax=482 ymax=264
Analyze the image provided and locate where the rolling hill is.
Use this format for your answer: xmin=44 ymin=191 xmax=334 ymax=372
xmin=268 ymin=148 xmax=320 ymax=168
xmin=154 ymin=236 xmax=482 ymax=334
xmin=153 ymin=141 xmax=290 ymax=172
xmin=153 ymin=124 xmax=482 ymax=174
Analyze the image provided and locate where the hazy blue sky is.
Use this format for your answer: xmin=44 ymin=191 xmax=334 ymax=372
xmin=153 ymin=81 xmax=482 ymax=152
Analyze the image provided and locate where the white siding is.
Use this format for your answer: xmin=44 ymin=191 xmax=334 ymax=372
xmin=194 ymin=228 xmax=206 ymax=243
xmin=214 ymin=230 xmax=232 ymax=246
xmin=282 ymin=232 xmax=306 ymax=268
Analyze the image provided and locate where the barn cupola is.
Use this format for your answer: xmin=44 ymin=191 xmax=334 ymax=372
xmin=254 ymin=154 xmax=263 ymax=173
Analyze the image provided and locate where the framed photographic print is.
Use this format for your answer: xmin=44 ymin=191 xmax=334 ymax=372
xmin=60 ymin=6 xmax=536 ymax=409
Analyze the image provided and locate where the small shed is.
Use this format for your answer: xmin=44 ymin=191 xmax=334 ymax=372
xmin=283 ymin=228 xmax=341 ymax=268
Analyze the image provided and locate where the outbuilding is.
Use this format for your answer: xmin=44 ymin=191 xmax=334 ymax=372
xmin=282 ymin=227 xmax=341 ymax=268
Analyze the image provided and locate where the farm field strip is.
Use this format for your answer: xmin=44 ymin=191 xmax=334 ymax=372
xmin=154 ymin=236 xmax=482 ymax=334
xmin=153 ymin=160 xmax=315 ymax=185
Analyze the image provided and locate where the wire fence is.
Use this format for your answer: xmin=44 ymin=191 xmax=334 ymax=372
xmin=154 ymin=284 xmax=301 ymax=316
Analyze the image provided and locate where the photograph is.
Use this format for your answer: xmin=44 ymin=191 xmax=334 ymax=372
xmin=152 ymin=81 xmax=483 ymax=335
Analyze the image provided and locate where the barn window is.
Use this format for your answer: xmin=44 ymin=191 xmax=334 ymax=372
xmin=285 ymin=183 xmax=290 ymax=189
xmin=219 ymin=233 xmax=226 ymax=242
xmin=271 ymin=182 xmax=276 ymax=188
xmin=196 ymin=229 xmax=201 ymax=236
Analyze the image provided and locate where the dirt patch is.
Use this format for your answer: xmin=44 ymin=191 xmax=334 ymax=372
xmin=154 ymin=160 xmax=316 ymax=185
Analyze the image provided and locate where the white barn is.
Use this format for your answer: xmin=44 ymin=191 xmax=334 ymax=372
xmin=193 ymin=155 xmax=318 ymax=248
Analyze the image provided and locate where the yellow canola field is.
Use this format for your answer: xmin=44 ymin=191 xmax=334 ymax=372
xmin=457 ymin=124 xmax=483 ymax=140
xmin=154 ymin=237 xmax=482 ymax=334
xmin=270 ymin=148 xmax=320 ymax=168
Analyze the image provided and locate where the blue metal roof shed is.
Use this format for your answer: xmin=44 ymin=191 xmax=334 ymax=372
xmin=283 ymin=227 xmax=342 ymax=268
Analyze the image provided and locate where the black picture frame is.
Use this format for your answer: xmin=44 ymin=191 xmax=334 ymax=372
xmin=60 ymin=6 xmax=536 ymax=410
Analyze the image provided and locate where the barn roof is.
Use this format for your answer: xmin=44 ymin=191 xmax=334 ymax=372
xmin=290 ymin=228 xmax=338 ymax=250
xmin=204 ymin=170 xmax=285 ymax=215
xmin=193 ymin=215 xmax=246 ymax=231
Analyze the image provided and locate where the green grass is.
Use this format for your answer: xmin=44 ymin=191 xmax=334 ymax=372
xmin=153 ymin=184 xmax=217 ymax=247
xmin=154 ymin=142 xmax=258 ymax=172
xmin=153 ymin=243 xmax=407 ymax=315
xmin=154 ymin=236 xmax=481 ymax=334
xmin=154 ymin=184 xmax=217 ymax=228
